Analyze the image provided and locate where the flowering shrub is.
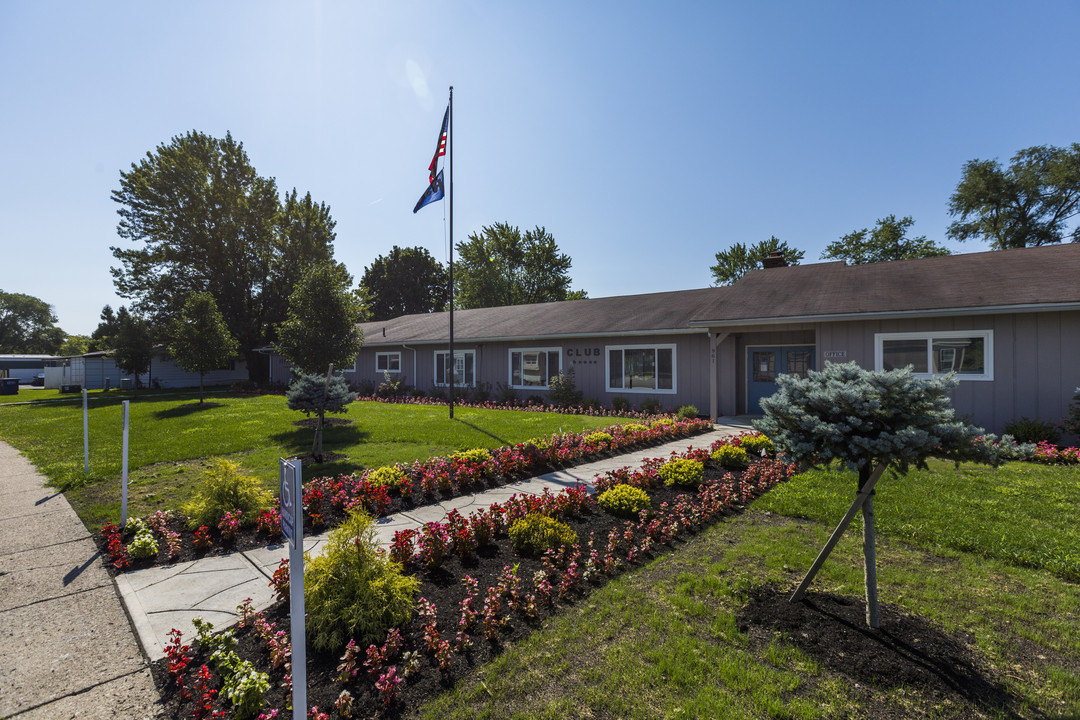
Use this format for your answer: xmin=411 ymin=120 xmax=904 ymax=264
xmin=658 ymin=458 xmax=704 ymax=487
xmin=389 ymin=528 xmax=417 ymax=566
xmin=192 ymin=525 xmax=213 ymax=551
xmin=418 ymin=521 xmax=451 ymax=569
xmin=509 ymin=514 xmax=577 ymax=558
xmin=164 ymin=628 xmax=192 ymax=698
xmin=711 ymin=444 xmax=749 ymax=468
xmin=254 ymin=509 xmax=280 ymax=536
xmin=598 ymin=484 xmax=651 ymax=518
xmin=269 ymin=558 xmax=289 ymax=603
xmin=218 ymin=511 xmax=242 ymax=542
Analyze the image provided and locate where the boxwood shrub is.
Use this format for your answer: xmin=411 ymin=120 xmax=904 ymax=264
xmin=711 ymin=444 xmax=749 ymax=468
xmin=508 ymin=513 xmax=577 ymax=558
xmin=597 ymin=484 xmax=651 ymax=518
xmin=658 ymin=458 xmax=704 ymax=487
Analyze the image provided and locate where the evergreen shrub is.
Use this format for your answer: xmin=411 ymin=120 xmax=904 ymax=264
xmin=597 ymin=484 xmax=651 ymax=518
xmin=583 ymin=431 xmax=614 ymax=446
xmin=739 ymin=434 xmax=774 ymax=457
xmin=1004 ymin=417 xmax=1061 ymax=445
xmin=183 ymin=458 xmax=272 ymax=530
xmin=658 ymin=458 xmax=704 ymax=487
xmin=305 ymin=512 xmax=420 ymax=652
xmin=675 ymin=404 xmax=698 ymax=420
xmin=366 ymin=465 xmax=408 ymax=491
xmin=650 ymin=418 xmax=675 ymax=430
xmin=621 ymin=423 xmax=649 ymax=435
xmin=612 ymin=397 xmax=630 ymax=413
xmin=639 ymin=398 xmax=662 ymax=414
xmin=508 ymin=514 xmax=577 ymax=558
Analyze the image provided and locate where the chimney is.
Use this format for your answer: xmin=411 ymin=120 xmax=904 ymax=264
xmin=762 ymin=251 xmax=788 ymax=269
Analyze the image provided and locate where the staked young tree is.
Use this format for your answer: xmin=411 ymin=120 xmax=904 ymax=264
xmin=947 ymin=143 xmax=1080 ymax=249
xmin=454 ymin=223 xmax=585 ymax=309
xmin=710 ymin=236 xmax=805 ymax=286
xmin=286 ymin=372 xmax=355 ymax=461
xmin=753 ymin=362 xmax=997 ymax=628
xmin=0 ymin=290 xmax=66 ymax=354
xmin=112 ymin=308 xmax=155 ymax=396
xmin=360 ymin=245 xmax=448 ymax=321
xmin=168 ymin=292 xmax=240 ymax=403
xmin=821 ymin=215 xmax=951 ymax=265
xmin=111 ymin=131 xmax=341 ymax=383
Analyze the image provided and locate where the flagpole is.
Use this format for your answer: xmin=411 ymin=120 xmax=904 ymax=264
xmin=448 ymin=86 xmax=455 ymax=420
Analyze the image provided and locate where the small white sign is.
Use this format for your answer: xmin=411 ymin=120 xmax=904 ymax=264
xmin=824 ymin=351 xmax=848 ymax=359
xmin=279 ymin=458 xmax=300 ymax=549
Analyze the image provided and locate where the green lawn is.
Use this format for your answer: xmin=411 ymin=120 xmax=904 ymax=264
xmin=415 ymin=461 xmax=1080 ymax=719
xmin=0 ymin=392 xmax=625 ymax=529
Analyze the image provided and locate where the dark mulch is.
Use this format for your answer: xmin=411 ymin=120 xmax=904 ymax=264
xmin=737 ymin=586 xmax=1021 ymax=719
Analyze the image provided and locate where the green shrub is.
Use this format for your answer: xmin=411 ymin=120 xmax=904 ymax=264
xmin=639 ymin=398 xmax=662 ymax=414
xmin=1004 ymin=416 xmax=1062 ymax=445
xmin=508 ymin=514 xmax=577 ymax=558
xmin=366 ymin=465 xmax=408 ymax=490
xmin=739 ymin=434 xmax=774 ymax=458
xmin=583 ymin=431 xmax=613 ymax=446
xmin=305 ymin=512 xmax=420 ymax=652
xmin=711 ymin=444 xmax=749 ymax=468
xmin=126 ymin=518 xmax=159 ymax=559
xmin=675 ymin=404 xmax=699 ymax=420
xmin=452 ymin=448 xmax=493 ymax=464
xmin=183 ymin=458 xmax=273 ymax=530
xmin=658 ymin=458 xmax=704 ymax=487
xmin=597 ymin=484 xmax=651 ymax=518
xmin=622 ymin=423 xmax=650 ymax=435
xmin=548 ymin=369 xmax=584 ymax=407
xmin=612 ymin=396 xmax=630 ymax=413
xmin=650 ymin=417 xmax=675 ymax=430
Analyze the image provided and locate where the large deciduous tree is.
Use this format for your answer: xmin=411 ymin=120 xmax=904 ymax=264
xmin=821 ymin=215 xmax=951 ymax=265
xmin=947 ymin=143 xmax=1080 ymax=249
xmin=710 ymin=236 xmax=804 ymax=286
xmin=0 ymin=290 xmax=65 ymax=354
xmin=168 ymin=292 xmax=240 ymax=403
xmin=110 ymin=130 xmax=340 ymax=383
xmin=360 ymin=246 xmax=448 ymax=321
xmin=753 ymin=362 xmax=997 ymax=628
xmin=454 ymin=223 xmax=584 ymax=309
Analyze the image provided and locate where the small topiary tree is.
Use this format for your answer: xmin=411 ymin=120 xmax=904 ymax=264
xmin=286 ymin=371 xmax=356 ymax=461
xmin=754 ymin=362 xmax=997 ymax=628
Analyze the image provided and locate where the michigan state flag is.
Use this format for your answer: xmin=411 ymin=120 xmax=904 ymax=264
xmin=413 ymin=170 xmax=444 ymax=213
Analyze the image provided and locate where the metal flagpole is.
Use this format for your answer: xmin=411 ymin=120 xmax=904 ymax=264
xmin=448 ymin=86 xmax=455 ymax=420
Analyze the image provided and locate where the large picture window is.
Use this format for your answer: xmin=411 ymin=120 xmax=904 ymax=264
xmin=434 ymin=350 xmax=475 ymax=387
xmin=509 ymin=348 xmax=561 ymax=389
xmin=606 ymin=344 xmax=676 ymax=393
xmin=376 ymin=352 xmax=401 ymax=373
xmin=875 ymin=331 xmax=993 ymax=380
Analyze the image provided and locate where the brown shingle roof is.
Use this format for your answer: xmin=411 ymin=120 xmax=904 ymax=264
xmin=691 ymin=243 xmax=1080 ymax=326
xmin=359 ymin=286 xmax=729 ymax=345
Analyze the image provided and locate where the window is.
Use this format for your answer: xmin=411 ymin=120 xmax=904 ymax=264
xmin=509 ymin=348 xmax=561 ymax=388
xmin=434 ymin=350 xmax=475 ymax=387
xmin=875 ymin=331 xmax=992 ymax=380
xmin=376 ymin=352 xmax=401 ymax=373
xmin=606 ymin=344 xmax=676 ymax=393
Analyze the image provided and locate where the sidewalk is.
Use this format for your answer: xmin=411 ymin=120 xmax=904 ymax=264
xmin=117 ymin=419 xmax=754 ymax=661
xmin=0 ymin=441 xmax=162 ymax=719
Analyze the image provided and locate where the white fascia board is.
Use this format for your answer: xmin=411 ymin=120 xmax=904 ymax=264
xmin=360 ymin=327 xmax=708 ymax=347
xmin=688 ymin=302 xmax=1080 ymax=328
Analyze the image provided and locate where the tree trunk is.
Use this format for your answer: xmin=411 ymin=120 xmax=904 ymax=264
xmin=859 ymin=465 xmax=880 ymax=629
xmin=199 ymin=373 xmax=205 ymax=404
xmin=312 ymin=410 xmax=324 ymax=462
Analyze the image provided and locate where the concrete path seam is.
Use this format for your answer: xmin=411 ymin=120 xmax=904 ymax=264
xmin=3 ymin=666 xmax=153 ymax=718
xmin=1 ymin=582 xmax=111 ymax=613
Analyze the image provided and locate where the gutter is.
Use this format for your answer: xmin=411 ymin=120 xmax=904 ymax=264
xmin=359 ymin=326 xmax=708 ymax=348
xmin=688 ymin=302 xmax=1080 ymax=328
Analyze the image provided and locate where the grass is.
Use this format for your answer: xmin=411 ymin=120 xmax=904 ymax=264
xmin=0 ymin=392 xmax=625 ymax=529
xmin=413 ymin=461 xmax=1080 ymax=719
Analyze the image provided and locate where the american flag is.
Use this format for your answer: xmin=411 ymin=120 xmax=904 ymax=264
xmin=428 ymin=106 xmax=448 ymax=184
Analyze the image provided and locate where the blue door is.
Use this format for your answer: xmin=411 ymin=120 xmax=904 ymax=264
xmin=747 ymin=346 xmax=814 ymax=414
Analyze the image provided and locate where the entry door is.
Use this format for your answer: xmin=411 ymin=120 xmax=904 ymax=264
xmin=747 ymin=346 xmax=814 ymax=414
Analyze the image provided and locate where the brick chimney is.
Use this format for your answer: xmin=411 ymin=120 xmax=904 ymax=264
xmin=762 ymin=251 xmax=788 ymax=269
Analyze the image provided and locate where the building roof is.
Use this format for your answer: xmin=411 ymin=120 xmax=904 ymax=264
xmin=690 ymin=243 xmax=1080 ymax=326
xmin=359 ymin=286 xmax=729 ymax=346
xmin=357 ymin=243 xmax=1080 ymax=345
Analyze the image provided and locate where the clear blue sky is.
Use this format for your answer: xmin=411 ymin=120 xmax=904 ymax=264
xmin=2 ymin=1 xmax=1078 ymax=336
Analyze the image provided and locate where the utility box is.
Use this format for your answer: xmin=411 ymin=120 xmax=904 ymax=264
xmin=0 ymin=378 xmax=18 ymax=395
xmin=120 ymin=378 xmax=133 ymax=391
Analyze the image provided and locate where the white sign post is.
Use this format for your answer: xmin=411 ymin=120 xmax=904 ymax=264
xmin=82 ymin=388 xmax=89 ymax=475
xmin=121 ymin=400 xmax=129 ymax=528
xmin=279 ymin=458 xmax=306 ymax=719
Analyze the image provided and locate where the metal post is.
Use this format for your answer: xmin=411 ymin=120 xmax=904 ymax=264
xmin=121 ymin=400 xmax=129 ymax=528
xmin=82 ymin=388 xmax=89 ymax=475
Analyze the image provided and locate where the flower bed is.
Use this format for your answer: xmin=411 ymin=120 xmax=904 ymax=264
xmin=150 ymin=436 xmax=796 ymax=719
xmin=97 ymin=418 xmax=714 ymax=571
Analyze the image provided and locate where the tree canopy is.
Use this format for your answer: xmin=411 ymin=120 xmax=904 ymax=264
xmin=454 ymin=223 xmax=584 ymax=309
xmin=112 ymin=308 xmax=154 ymax=394
xmin=710 ymin=236 xmax=805 ymax=286
xmin=276 ymin=262 xmax=366 ymax=376
xmin=0 ymin=290 xmax=65 ymax=354
xmin=360 ymin=245 xmax=448 ymax=321
xmin=947 ymin=143 xmax=1080 ymax=249
xmin=110 ymin=130 xmax=340 ymax=382
xmin=89 ymin=305 xmax=120 ymax=352
xmin=169 ymin=292 xmax=240 ymax=402
xmin=821 ymin=215 xmax=951 ymax=265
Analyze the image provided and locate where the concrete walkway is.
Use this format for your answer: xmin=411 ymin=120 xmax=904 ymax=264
xmin=0 ymin=441 xmax=162 ymax=719
xmin=117 ymin=420 xmax=754 ymax=662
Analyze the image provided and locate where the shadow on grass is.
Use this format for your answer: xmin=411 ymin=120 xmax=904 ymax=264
xmin=153 ymin=401 xmax=225 ymax=419
xmin=269 ymin=424 xmax=370 ymax=456
xmin=455 ymin=419 xmax=512 ymax=447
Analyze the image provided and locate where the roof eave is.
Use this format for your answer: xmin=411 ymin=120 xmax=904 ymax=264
xmin=689 ymin=302 xmax=1080 ymax=328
